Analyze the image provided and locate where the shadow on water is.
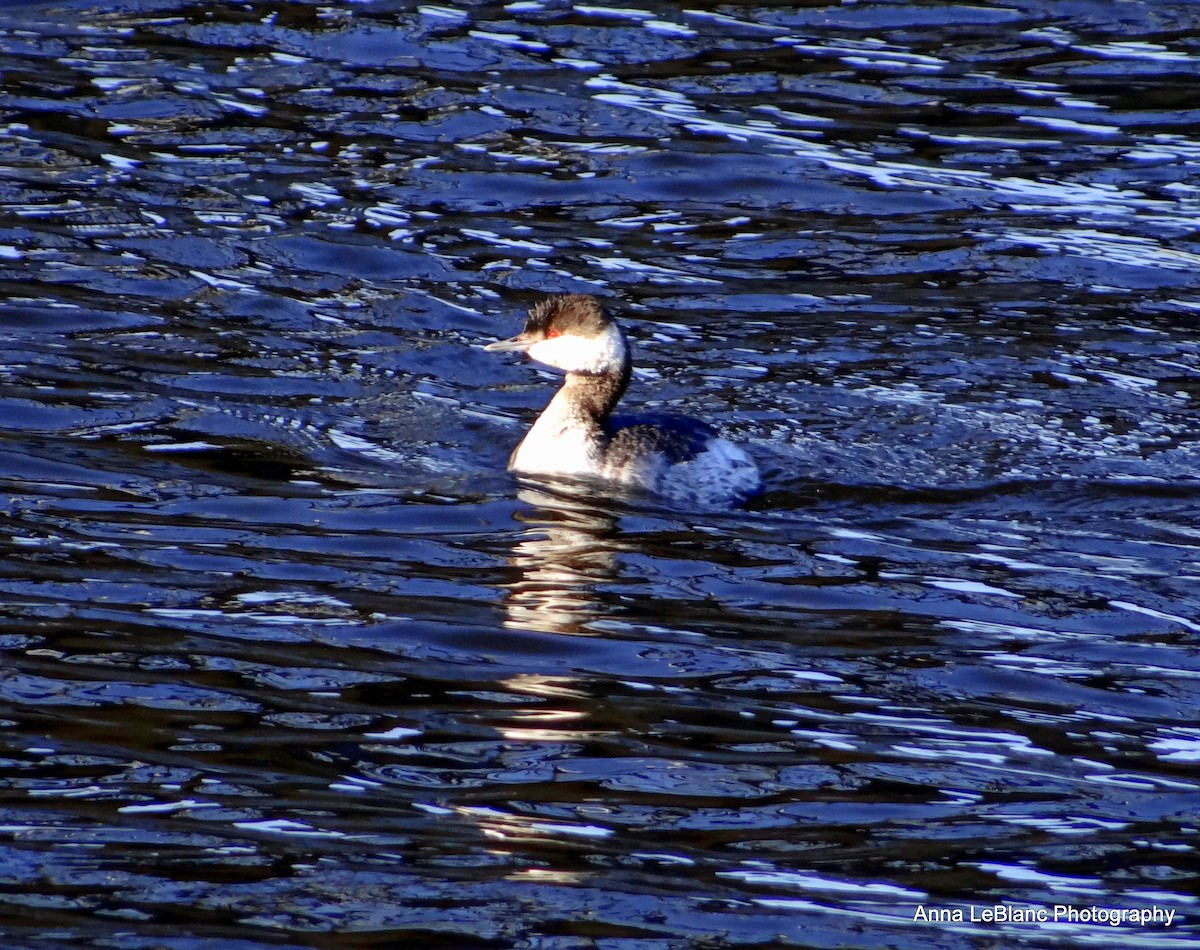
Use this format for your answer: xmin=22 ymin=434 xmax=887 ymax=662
xmin=2 ymin=0 xmax=1200 ymax=947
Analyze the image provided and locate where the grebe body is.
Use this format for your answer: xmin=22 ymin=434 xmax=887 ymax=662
xmin=486 ymin=294 xmax=760 ymax=507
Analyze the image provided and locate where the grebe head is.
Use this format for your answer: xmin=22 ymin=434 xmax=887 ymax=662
xmin=485 ymin=294 xmax=627 ymax=375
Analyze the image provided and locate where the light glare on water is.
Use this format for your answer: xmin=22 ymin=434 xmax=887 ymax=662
xmin=1 ymin=0 xmax=1200 ymax=947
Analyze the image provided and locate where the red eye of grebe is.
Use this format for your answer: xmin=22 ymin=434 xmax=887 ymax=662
xmin=546 ymin=328 xmax=561 ymax=338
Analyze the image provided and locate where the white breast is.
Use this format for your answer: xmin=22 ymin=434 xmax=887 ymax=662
xmin=509 ymin=403 xmax=602 ymax=478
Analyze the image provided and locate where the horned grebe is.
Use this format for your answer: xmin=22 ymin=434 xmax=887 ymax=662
xmin=485 ymin=294 xmax=760 ymax=507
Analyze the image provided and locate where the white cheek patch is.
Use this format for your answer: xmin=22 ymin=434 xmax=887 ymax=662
xmin=528 ymin=328 xmax=626 ymax=374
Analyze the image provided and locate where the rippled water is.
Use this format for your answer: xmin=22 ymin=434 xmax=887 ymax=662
xmin=3 ymin=0 xmax=1200 ymax=946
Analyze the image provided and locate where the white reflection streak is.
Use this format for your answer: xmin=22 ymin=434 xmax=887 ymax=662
xmin=1110 ymin=599 xmax=1200 ymax=633
xmin=718 ymin=866 xmax=926 ymax=900
xmin=233 ymin=818 xmax=348 ymax=838
xmin=457 ymin=804 xmax=614 ymax=840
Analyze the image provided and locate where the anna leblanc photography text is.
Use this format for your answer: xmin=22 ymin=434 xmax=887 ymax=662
xmin=913 ymin=904 xmax=1179 ymax=928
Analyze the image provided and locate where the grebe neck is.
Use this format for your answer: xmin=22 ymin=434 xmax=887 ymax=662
xmin=558 ymin=359 xmax=631 ymax=425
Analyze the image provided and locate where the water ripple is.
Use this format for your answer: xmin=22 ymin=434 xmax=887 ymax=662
xmin=2 ymin=1 xmax=1200 ymax=947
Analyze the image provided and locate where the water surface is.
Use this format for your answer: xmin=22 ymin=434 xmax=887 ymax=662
xmin=2 ymin=0 xmax=1200 ymax=947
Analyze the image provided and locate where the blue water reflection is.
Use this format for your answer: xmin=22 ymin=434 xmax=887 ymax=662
xmin=2 ymin=0 xmax=1200 ymax=947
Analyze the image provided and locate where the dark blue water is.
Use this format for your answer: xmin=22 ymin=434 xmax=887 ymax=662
xmin=2 ymin=1 xmax=1200 ymax=947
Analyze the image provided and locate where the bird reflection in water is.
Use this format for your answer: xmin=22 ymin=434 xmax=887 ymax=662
xmin=500 ymin=482 xmax=623 ymax=636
